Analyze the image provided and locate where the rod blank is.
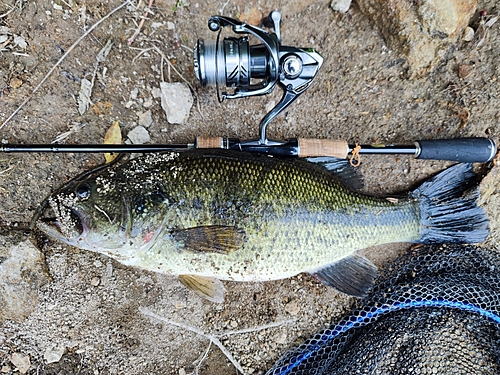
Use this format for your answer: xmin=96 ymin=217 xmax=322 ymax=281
xmin=0 ymin=144 xmax=192 ymax=153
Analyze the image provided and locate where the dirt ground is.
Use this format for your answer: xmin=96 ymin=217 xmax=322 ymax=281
xmin=1 ymin=0 xmax=499 ymax=374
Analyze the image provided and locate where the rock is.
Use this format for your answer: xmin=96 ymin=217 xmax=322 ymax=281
xmin=138 ymin=110 xmax=153 ymax=128
xmin=151 ymin=87 xmax=162 ymax=98
xmin=127 ymin=126 xmax=151 ymax=144
xmin=462 ymin=26 xmax=475 ymax=42
xmin=479 ymin=155 xmax=500 ymax=250
xmin=0 ymin=237 xmax=50 ymax=322
xmin=331 ymin=0 xmax=351 ymax=13
xmin=9 ymin=77 xmax=23 ymax=89
xmin=13 ymin=35 xmax=27 ymax=49
xmin=143 ymin=97 xmax=154 ymax=108
xmin=458 ymin=64 xmax=474 ymax=79
xmin=356 ymin=0 xmax=477 ymax=76
xmin=10 ymin=353 xmax=30 ymax=374
xmin=284 ymin=299 xmax=301 ymax=316
xmin=159 ymin=82 xmax=193 ymax=125
xmin=44 ymin=345 xmax=66 ymax=364
xmin=130 ymin=87 xmax=139 ymax=100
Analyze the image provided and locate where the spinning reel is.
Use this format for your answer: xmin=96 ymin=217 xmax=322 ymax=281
xmin=193 ymin=10 xmax=324 ymax=145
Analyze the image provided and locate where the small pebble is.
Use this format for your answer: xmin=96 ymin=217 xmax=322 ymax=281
xmin=127 ymin=126 xmax=151 ymax=144
xmin=138 ymin=110 xmax=153 ymax=128
xmin=331 ymin=0 xmax=351 ymax=12
xmin=9 ymin=77 xmax=23 ymax=89
xmin=130 ymin=87 xmax=139 ymax=100
xmin=10 ymin=353 xmax=30 ymax=374
xmin=160 ymin=82 xmax=193 ymax=125
xmin=458 ymin=64 xmax=474 ymax=79
xmin=462 ymin=26 xmax=474 ymax=42
xmin=151 ymin=87 xmax=162 ymax=98
xmin=44 ymin=345 xmax=66 ymax=364
xmin=143 ymin=98 xmax=154 ymax=108
xmin=91 ymin=277 xmax=100 ymax=287
xmin=284 ymin=299 xmax=301 ymax=316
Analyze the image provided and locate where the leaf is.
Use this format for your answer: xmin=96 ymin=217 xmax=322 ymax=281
xmin=103 ymin=121 xmax=122 ymax=163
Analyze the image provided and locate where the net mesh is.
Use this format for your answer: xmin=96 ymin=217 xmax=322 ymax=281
xmin=266 ymin=244 xmax=500 ymax=375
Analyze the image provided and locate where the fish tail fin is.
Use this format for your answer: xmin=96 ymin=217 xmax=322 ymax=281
xmin=413 ymin=163 xmax=489 ymax=244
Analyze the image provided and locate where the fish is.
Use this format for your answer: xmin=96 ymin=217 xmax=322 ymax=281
xmin=34 ymin=150 xmax=489 ymax=302
xmin=266 ymin=243 xmax=500 ymax=375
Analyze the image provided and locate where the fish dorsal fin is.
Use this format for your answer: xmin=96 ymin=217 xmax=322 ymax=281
xmin=311 ymin=253 xmax=377 ymax=298
xmin=172 ymin=226 xmax=245 ymax=254
xmin=306 ymin=157 xmax=363 ymax=190
xmin=178 ymin=275 xmax=225 ymax=303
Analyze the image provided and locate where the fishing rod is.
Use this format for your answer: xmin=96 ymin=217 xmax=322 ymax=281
xmin=1 ymin=137 xmax=496 ymax=163
xmin=1 ymin=11 xmax=497 ymax=163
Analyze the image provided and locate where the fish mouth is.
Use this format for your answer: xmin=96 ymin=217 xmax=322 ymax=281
xmin=36 ymin=204 xmax=89 ymax=244
xmin=40 ymin=208 xmax=85 ymax=235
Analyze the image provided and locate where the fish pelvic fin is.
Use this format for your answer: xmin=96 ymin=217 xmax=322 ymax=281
xmin=172 ymin=225 xmax=245 ymax=254
xmin=178 ymin=275 xmax=225 ymax=303
xmin=413 ymin=163 xmax=489 ymax=243
xmin=310 ymin=253 xmax=377 ymax=298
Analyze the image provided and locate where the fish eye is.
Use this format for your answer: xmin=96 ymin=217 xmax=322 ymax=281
xmin=76 ymin=183 xmax=92 ymax=200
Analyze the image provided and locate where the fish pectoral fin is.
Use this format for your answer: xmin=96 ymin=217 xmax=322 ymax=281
xmin=178 ymin=275 xmax=225 ymax=303
xmin=172 ymin=226 xmax=245 ymax=254
xmin=310 ymin=254 xmax=377 ymax=298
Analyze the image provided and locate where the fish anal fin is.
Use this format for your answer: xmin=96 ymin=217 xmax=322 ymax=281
xmin=172 ymin=226 xmax=245 ymax=254
xmin=178 ymin=275 xmax=225 ymax=303
xmin=311 ymin=254 xmax=377 ymax=298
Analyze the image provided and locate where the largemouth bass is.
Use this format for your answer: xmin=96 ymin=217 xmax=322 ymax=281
xmin=35 ymin=150 xmax=488 ymax=302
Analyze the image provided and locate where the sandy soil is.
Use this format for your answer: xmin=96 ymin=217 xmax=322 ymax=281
xmin=1 ymin=0 xmax=499 ymax=374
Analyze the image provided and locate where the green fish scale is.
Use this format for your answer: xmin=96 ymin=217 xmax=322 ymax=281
xmin=108 ymin=152 xmax=421 ymax=280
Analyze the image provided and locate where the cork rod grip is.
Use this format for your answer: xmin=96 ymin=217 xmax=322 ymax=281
xmin=298 ymin=138 xmax=349 ymax=158
xmin=196 ymin=136 xmax=224 ymax=149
